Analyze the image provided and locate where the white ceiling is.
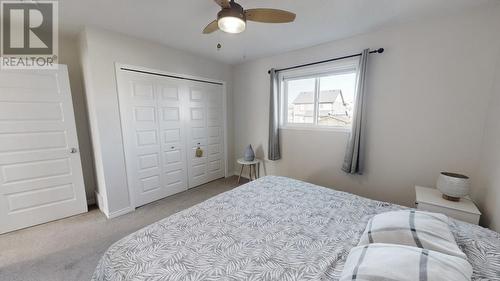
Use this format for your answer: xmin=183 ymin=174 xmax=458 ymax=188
xmin=58 ymin=0 xmax=496 ymax=64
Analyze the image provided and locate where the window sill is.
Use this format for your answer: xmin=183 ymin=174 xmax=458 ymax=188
xmin=280 ymin=126 xmax=351 ymax=133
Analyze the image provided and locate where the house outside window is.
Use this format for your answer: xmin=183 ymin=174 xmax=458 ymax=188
xmin=279 ymin=59 xmax=358 ymax=131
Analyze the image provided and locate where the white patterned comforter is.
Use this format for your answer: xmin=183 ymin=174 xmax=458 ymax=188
xmin=92 ymin=176 xmax=500 ymax=281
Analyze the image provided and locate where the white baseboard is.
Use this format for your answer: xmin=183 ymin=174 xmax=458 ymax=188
xmin=95 ymin=190 xmax=134 ymax=218
xmin=106 ymin=206 xmax=135 ymax=219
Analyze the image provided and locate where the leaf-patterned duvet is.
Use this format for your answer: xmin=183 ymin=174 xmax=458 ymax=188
xmin=92 ymin=176 xmax=500 ymax=280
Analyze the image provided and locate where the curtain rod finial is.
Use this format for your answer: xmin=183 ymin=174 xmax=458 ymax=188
xmin=377 ymin=48 xmax=384 ymax=53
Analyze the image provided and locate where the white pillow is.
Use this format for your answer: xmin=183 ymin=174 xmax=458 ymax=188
xmin=358 ymin=210 xmax=466 ymax=259
xmin=340 ymin=243 xmax=472 ymax=281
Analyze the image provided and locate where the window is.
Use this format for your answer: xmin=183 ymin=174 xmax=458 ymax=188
xmin=280 ymin=59 xmax=358 ymax=130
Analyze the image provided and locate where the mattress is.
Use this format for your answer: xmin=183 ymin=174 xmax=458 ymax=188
xmin=92 ymin=176 xmax=500 ymax=280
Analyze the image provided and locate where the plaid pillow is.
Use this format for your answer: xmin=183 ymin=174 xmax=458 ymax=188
xmin=358 ymin=210 xmax=466 ymax=259
xmin=340 ymin=243 xmax=472 ymax=281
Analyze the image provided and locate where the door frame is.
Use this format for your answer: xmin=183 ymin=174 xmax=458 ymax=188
xmin=114 ymin=63 xmax=229 ymax=209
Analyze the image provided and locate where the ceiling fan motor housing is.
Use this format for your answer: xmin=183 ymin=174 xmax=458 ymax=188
xmin=203 ymin=0 xmax=296 ymax=34
xmin=217 ymin=2 xmax=246 ymax=22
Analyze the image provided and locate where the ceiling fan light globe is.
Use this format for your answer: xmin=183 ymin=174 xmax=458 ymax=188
xmin=218 ymin=16 xmax=246 ymax=33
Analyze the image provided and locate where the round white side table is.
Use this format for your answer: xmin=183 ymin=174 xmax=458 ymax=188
xmin=237 ymin=158 xmax=262 ymax=183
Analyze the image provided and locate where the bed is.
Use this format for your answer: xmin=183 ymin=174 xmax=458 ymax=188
xmin=92 ymin=176 xmax=500 ymax=280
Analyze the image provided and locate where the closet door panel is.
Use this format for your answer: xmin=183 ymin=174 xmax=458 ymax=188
xmin=117 ymin=74 xmax=164 ymax=207
xmin=157 ymin=82 xmax=188 ymax=196
xmin=186 ymin=83 xmax=224 ymax=188
xmin=186 ymin=85 xmax=209 ymax=188
xmin=205 ymin=88 xmax=225 ymax=181
xmin=129 ymin=80 xmax=162 ymax=200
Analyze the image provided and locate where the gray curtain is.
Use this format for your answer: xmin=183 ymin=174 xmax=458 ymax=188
xmin=268 ymin=68 xmax=281 ymax=160
xmin=342 ymin=49 xmax=370 ymax=174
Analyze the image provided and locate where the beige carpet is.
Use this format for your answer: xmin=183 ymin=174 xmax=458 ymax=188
xmin=0 ymin=177 xmax=244 ymax=281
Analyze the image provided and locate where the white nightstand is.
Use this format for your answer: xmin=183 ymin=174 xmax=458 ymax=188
xmin=237 ymin=158 xmax=262 ymax=183
xmin=415 ymin=186 xmax=481 ymax=225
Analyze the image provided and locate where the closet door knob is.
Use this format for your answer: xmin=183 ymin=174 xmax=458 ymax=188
xmin=70 ymin=148 xmax=78 ymax=153
xmin=171 ymin=146 xmax=175 ymax=149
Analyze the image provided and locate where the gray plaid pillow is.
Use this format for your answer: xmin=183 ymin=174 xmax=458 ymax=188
xmin=341 ymin=243 xmax=472 ymax=281
xmin=358 ymin=210 xmax=466 ymax=259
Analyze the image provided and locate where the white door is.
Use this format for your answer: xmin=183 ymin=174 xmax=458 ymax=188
xmin=0 ymin=66 xmax=88 ymax=234
xmin=205 ymin=84 xmax=225 ymax=183
xmin=157 ymin=80 xmax=188 ymax=197
xmin=186 ymin=81 xmax=225 ymax=188
xmin=117 ymin=71 xmax=189 ymax=207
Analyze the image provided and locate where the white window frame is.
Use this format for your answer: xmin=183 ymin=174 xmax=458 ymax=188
xmin=279 ymin=58 xmax=359 ymax=132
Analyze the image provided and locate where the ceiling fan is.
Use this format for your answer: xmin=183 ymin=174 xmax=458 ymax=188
xmin=203 ymin=0 xmax=296 ymax=34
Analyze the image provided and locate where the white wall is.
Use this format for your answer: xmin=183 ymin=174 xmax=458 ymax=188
xmin=78 ymin=27 xmax=233 ymax=216
xmin=59 ymin=36 xmax=97 ymax=204
xmin=473 ymin=46 xmax=500 ymax=231
xmin=232 ymin=5 xmax=500 ymax=208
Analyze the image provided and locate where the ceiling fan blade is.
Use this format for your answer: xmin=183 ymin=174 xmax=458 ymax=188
xmin=214 ymin=0 xmax=231 ymax=8
xmin=244 ymin=9 xmax=296 ymax=23
xmin=203 ymin=20 xmax=219 ymax=34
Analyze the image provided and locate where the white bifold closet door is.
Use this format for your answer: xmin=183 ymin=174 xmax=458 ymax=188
xmin=185 ymin=81 xmax=225 ymax=188
xmin=117 ymin=69 xmax=225 ymax=208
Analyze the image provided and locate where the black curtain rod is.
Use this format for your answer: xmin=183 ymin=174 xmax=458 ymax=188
xmin=267 ymin=48 xmax=384 ymax=74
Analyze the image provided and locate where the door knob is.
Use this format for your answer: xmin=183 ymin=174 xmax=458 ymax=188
xmin=70 ymin=148 xmax=78 ymax=153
